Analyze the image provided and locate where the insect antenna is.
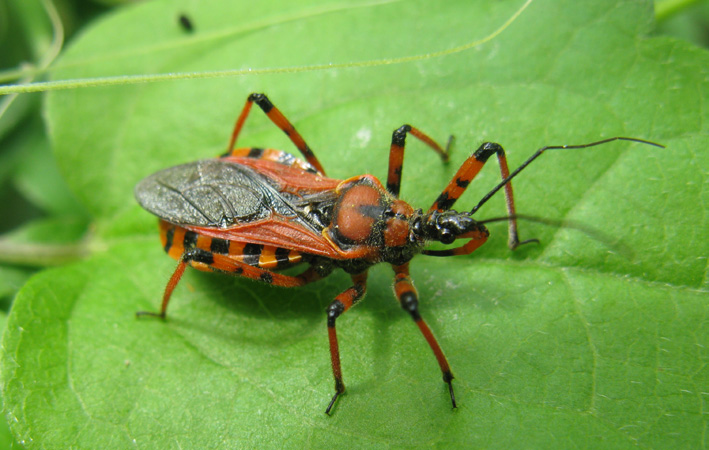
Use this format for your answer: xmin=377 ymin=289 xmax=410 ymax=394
xmin=478 ymin=214 xmax=635 ymax=259
xmin=468 ymin=137 xmax=665 ymax=216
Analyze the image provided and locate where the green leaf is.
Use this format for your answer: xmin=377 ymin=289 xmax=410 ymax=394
xmin=0 ymin=311 xmax=17 ymax=449
xmin=3 ymin=0 xmax=707 ymax=448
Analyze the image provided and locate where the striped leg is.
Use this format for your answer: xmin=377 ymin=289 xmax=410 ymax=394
xmin=393 ymin=263 xmax=456 ymax=408
xmin=325 ymin=271 xmax=368 ymax=415
xmin=136 ymin=249 xmax=324 ymax=318
xmin=427 ymin=137 xmax=666 ymax=250
xmin=226 ymin=93 xmax=326 ymax=175
xmin=387 ymin=124 xmax=453 ymax=197
xmin=429 ymin=142 xmax=527 ymax=249
xmin=469 ymin=137 xmax=665 ymax=215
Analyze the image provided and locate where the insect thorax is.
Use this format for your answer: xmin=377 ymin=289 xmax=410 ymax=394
xmin=326 ymin=175 xmax=426 ymax=268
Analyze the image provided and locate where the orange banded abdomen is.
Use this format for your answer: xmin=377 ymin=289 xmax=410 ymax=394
xmin=159 ymin=220 xmax=303 ymax=272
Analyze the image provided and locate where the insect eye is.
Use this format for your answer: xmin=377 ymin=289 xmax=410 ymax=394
xmin=440 ymin=229 xmax=455 ymax=245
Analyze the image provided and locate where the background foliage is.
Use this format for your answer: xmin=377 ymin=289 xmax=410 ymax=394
xmin=0 ymin=0 xmax=707 ymax=448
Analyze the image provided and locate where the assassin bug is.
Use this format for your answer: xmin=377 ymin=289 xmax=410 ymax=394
xmin=135 ymin=93 xmax=662 ymax=414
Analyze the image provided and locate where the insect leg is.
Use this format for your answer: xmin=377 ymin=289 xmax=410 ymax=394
xmin=227 ymin=148 xmax=320 ymax=173
xmin=136 ymin=250 xmax=324 ymax=318
xmin=469 ymin=137 xmax=665 ymax=215
xmin=429 ymin=142 xmax=527 ymax=249
xmin=136 ymin=256 xmax=190 ymax=319
xmin=392 ymin=262 xmax=456 ymax=408
xmin=387 ymin=125 xmax=453 ymax=197
xmin=325 ymin=271 xmax=368 ymax=415
xmin=226 ymin=93 xmax=326 ymax=175
xmin=431 ymin=137 xmax=665 ymax=250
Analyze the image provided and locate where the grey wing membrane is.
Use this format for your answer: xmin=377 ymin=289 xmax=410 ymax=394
xmin=135 ymin=159 xmax=301 ymax=228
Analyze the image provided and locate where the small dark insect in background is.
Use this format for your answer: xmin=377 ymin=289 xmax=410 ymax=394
xmin=178 ymin=14 xmax=193 ymax=32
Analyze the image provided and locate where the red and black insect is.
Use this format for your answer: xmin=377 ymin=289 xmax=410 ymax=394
xmin=135 ymin=93 xmax=662 ymax=414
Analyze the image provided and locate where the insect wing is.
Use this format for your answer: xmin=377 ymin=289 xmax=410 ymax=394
xmin=225 ymin=154 xmax=340 ymax=194
xmin=187 ymin=219 xmax=341 ymax=258
xmin=136 ymin=159 xmax=302 ymax=228
xmin=136 ymin=158 xmax=344 ymax=258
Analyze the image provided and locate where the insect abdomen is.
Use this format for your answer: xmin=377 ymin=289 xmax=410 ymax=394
xmin=159 ymin=220 xmax=303 ymax=272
